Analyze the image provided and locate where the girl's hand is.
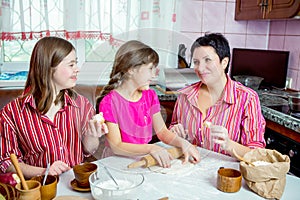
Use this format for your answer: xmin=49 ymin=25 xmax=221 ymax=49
xmin=86 ymin=113 xmax=108 ymax=138
xmin=210 ymin=125 xmax=230 ymax=151
xmin=49 ymin=161 xmax=71 ymax=176
xmin=170 ymin=123 xmax=187 ymax=138
xmin=180 ymin=140 xmax=201 ymax=164
xmin=150 ymin=145 xmax=173 ymax=168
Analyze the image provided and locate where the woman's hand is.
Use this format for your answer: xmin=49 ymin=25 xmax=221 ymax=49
xmin=150 ymin=145 xmax=173 ymax=168
xmin=170 ymin=123 xmax=187 ymax=139
xmin=48 ymin=161 xmax=71 ymax=176
xmin=210 ymin=125 xmax=230 ymax=151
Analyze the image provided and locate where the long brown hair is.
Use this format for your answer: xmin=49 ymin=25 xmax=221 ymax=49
xmin=96 ymin=40 xmax=159 ymax=113
xmin=24 ymin=36 xmax=77 ymax=114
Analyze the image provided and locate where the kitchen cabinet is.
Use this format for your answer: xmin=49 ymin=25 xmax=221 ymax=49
xmin=265 ymin=123 xmax=300 ymax=177
xmin=235 ymin=0 xmax=300 ymax=20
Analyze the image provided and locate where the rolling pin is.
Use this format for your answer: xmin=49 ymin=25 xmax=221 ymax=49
xmin=10 ymin=153 xmax=29 ymax=190
xmin=127 ymin=147 xmax=183 ymax=168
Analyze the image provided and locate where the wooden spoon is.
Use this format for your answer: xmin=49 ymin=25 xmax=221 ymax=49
xmin=232 ymin=149 xmax=255 ymax=167
xmin=10 ymin=154 xmax=29 ymax=190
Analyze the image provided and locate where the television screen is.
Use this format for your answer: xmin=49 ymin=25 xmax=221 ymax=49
xmin=230 ymin=48 xmax=289 ymax=89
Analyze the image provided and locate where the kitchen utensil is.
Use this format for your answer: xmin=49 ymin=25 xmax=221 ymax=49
xmin=217 ymin=167 xmax=242 ymax=193
xmin=31 ymin=175 xmax=57 ymax=200
xmin=15 ymin=180 xmax=41 ymax=200
xmin=89 ymin=165 xmax=144 ymax=200
xmin=127 ymin=147 xmax=183 ymax=168
xmin=233 ymin=75 xmax=264 ymax=90
xmin=10 ymin=154 xmax=28 ymax=190
xmin=73 ymin=162 xmax=97 ymax=188
xmin=103 ymin=166 xmax=119 ymax=190
xmin=262 ymin=92 xmax=300 ymax=112
xmin=232 ymin=149 xmax=255 ymax=166
xmin=42 ymin=163 xmax=50 ymax=186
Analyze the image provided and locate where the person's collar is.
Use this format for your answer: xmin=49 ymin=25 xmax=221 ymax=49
xmin=21 ymin=89 xmax=78 ymax=111
xmin=222 ymin=74 xmax=236 ymax=105
xmin=63 ymin=90 xmax=79 ymax=108
xmin=178 ymin=75 xmax=237 ymax=105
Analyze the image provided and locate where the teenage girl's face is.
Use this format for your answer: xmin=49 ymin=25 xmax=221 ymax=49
xmin=133 ymin=62 xmax=158 ymax=91
xmin=192 ymin=46 xmax=227 ymax=85
xmin=52 ymin=50 xmax=79 ymax=92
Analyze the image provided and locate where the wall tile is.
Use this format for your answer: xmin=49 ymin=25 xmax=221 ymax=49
xmin=202 ymin=1 xmax=226 ymax=33
xmin=247 ymin=21 xmax=270 ymax=34
xmin=245 ymin=35 xmax=268 ymax=49
xmin=284 ymin=36 xmax=300 ymax=70
xmin=225 ymin=34 xmax=247 ymax=49
xmin=225 ymin=2 xmax=248 ymax=34
xmin=180 ymin=1 xmax=203 ymax=32
xmin=268 ymin=36 xmax=285 ymax=50
xmin=286 ymin=20 xmax=300 ymax=36
xmin=269 ymin=21 xmax=287 ymax=35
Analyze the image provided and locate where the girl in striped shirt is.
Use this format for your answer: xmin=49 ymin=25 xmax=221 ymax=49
xmin=0 ymin=37 xmax=108 ymax=178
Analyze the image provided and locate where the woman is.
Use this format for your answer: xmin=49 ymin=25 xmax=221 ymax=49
xmin=97 ymin=40 xmax=200 ymax=168
xmin=0 ymin=37 xmax=108 ymax=178
xmin=170 ymin=33 xmax=266 ymax=158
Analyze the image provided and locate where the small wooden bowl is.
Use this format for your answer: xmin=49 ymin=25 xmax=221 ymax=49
xmin=217 ymin=167 xmax=242 ymax=193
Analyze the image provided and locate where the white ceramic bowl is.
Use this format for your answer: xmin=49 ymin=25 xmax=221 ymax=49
xmin=233 ymin=75 xmax=264 ymax=90
xmin=89 ymin=165 xmax=144 ymax=200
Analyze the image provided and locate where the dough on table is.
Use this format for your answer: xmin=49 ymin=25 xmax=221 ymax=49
xmin=148 ymin=159 xmax=195 ymax=175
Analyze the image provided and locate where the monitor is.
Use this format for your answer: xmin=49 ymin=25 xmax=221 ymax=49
xmin=230 ymin=48 xmax=289 ymax=89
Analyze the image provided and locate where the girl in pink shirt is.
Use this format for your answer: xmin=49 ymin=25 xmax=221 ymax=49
xmin=97 ymin=40 xmax=200 ymax=168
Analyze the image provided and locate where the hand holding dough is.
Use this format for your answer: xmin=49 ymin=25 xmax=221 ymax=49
xmin=92 ymin=112 xmax=105 ymax=124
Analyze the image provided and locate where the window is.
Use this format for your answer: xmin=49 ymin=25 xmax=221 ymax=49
xmin=0 ymin=0 xmax=182 ymax=85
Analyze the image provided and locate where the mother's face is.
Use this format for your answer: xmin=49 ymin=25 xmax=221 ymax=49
xmin=192 ymin=46 xmax=228 ymax=85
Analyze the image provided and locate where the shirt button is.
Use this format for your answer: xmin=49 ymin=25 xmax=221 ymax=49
xmin=59 ymin=147 xmax=63 ymax=150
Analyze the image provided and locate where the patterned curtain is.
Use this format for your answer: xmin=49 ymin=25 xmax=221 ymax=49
xmin=0 ymin=0 xmax=181 ymax=46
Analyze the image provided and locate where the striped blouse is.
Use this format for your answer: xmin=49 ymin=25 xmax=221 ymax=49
xmin=0 ymin=90 xmax=95 ymax=173
xmin=171 ymin=76 xmax=266 ymax=154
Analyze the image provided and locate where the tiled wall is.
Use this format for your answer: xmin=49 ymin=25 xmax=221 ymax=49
xmin=179 ymin=0 xmax=300 ymax=90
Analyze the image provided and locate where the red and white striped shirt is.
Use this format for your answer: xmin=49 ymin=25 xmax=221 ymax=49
xmin=0 ymin=91 xmax=95 ymax=173
xmin=171 ymin=76 xmax=266 ymax=154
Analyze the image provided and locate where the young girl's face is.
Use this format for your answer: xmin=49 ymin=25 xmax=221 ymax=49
xmin=133 ymin=62 xmax=158 ymax=91
xmin=52 ymin=50 xmax=79 ymax=92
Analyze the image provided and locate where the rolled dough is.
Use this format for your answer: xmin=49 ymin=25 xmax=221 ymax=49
xmin=148 ymin=159 xmax=195 ymax=175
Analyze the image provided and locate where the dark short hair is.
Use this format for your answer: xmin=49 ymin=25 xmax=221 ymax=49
xmin=191 ymin=33 xmax=230 ymax=72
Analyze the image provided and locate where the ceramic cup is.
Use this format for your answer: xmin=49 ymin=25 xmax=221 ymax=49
xmin=31 ymin=175 xmax=57 ymax=200
xmin=73 ymin=162 xmax=98 ymax=188
xmin=217 ymin=167 xmax=242 ymax=193
xmin=15 ymin=180 xmax=41 ymax=200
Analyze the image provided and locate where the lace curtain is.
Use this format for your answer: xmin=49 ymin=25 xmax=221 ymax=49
xmin=0 ymin=0 xmax=181 ymax=46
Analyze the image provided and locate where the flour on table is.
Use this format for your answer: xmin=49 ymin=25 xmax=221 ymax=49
xmin=148 ymin=159 xmax=195 ymax=175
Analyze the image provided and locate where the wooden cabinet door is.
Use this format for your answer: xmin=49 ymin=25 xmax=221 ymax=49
xmin=235 ymin=0 xmax=265 ymax=20
xmin=235 ymin=0 xmax=300 ymax=20
xmin=267 ymin=0 xmax=300 ymax=19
